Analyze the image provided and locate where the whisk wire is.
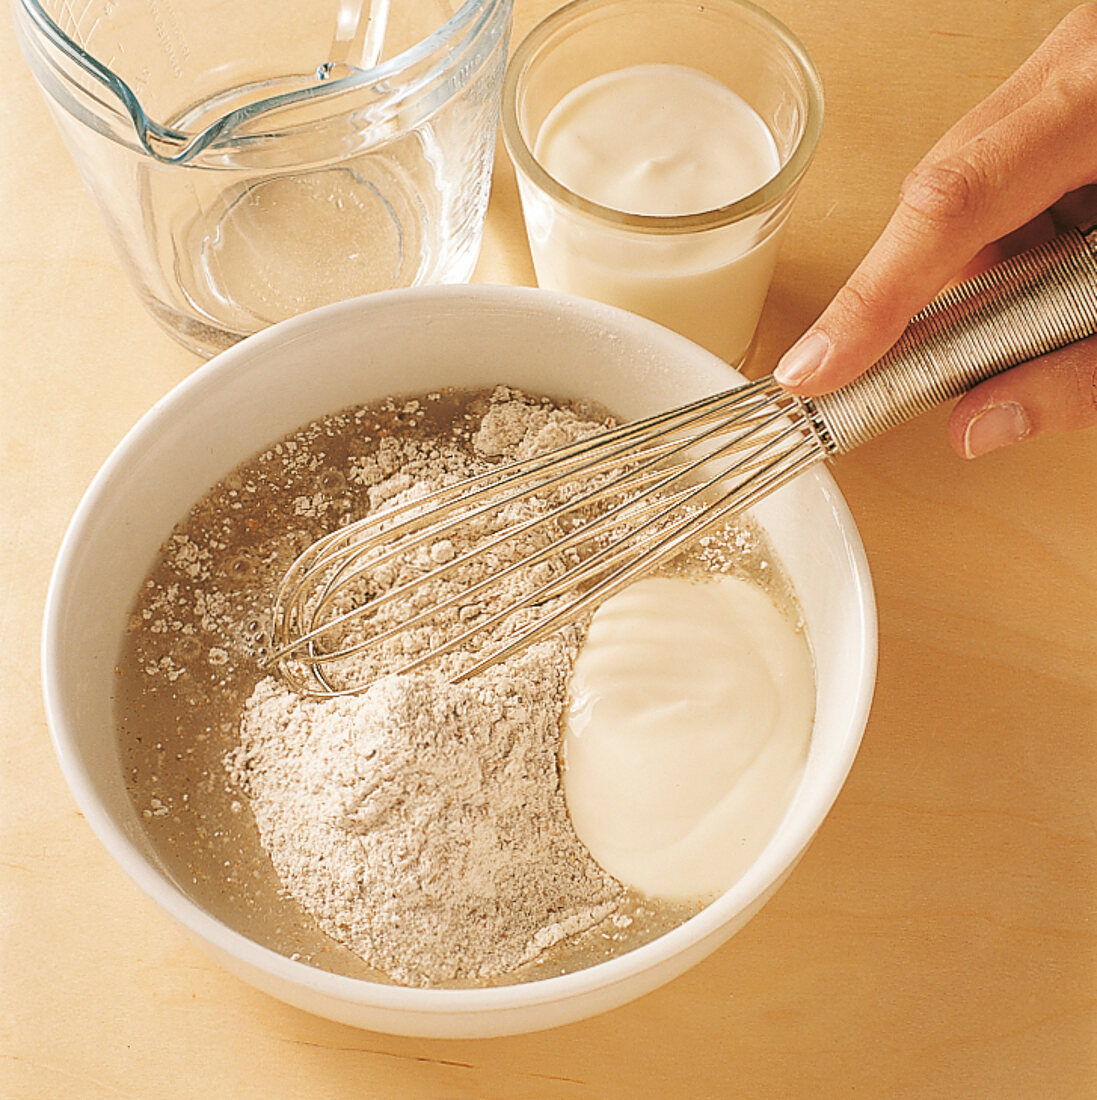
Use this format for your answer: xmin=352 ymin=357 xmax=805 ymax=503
xmin=270 ymin=381 xmax=780 ymax=657
xmin=271 ymin=381 xmax=792 ymax=644
xmin=449 ymin=424 xmax=826 ymax=682
xmin=269 ymin=381 xmax=823 ymax=693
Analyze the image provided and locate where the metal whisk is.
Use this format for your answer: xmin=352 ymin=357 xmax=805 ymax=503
xmin=269 ymin=225 xmax=1097 ymax=696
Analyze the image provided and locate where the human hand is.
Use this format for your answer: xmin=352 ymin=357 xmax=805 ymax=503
xmin=774 ymin=4 xmax=1097 ymax=458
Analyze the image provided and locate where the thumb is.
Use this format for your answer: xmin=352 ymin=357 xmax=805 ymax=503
xmin=948 ymin=336 xmax=1097 ymax=458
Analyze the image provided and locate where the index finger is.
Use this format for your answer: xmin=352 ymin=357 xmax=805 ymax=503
xmin=775 ymin=34 xmax=1097 ymax=392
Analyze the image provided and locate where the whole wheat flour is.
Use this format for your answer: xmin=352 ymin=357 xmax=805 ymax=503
xmin=230 ymin=651 xmax=621 ymax=986
xmin=227 ymin=388 xmax=627 ymax=986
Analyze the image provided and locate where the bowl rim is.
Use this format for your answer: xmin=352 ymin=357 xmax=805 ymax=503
xmin=41 ymin=284 xmax=876 ymax=1018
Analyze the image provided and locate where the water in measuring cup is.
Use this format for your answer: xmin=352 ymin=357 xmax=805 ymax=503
xmin=169 ymin=133 xmax=452 ymax=337
xmin=165 ymin=0 xmax=496 ymax=346
xmin=148 ymin=120 xmax=491 ymax=351
xmin=191 ymin=165 xmax=422 ymax=327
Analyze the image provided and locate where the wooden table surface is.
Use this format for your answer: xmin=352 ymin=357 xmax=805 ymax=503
xmin=3 ymin=0 xmax=1095 ymax=1096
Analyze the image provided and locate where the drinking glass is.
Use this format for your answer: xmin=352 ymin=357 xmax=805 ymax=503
xmin=502 ymin=0 xmax=822 ymax=364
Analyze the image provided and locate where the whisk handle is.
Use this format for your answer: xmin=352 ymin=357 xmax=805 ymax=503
xmin=805 ymin=224 xmax=1097 ymax=454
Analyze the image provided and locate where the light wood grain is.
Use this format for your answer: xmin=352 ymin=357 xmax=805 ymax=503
xmin=2 ymin=1 xmax=1095 ymax=1096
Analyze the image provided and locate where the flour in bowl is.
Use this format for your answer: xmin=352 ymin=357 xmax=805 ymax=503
xmin=229 ymin=652 xmax=620 ymax=986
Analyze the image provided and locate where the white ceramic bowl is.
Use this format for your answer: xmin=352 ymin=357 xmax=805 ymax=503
xmin=42 ymin=285 xmax=876 ymax=1038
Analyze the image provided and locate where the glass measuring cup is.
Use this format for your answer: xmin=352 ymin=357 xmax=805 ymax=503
xmin=13 ymin=0 xmax=513 ymax=356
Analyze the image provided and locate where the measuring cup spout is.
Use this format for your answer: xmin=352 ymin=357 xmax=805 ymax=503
xmin=14 ymin=0 xmax=390 ymax=164
xmin=13 ymin=0 xmax=223 ymax=162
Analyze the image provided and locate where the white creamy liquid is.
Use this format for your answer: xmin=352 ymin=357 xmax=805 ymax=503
xmin=527 ymin=64 xmax=785 ymax=364
xmin=563 ymin=576 xmax=814 ymax=902
xmin=536 ymin=64 xmax=778 ymax=217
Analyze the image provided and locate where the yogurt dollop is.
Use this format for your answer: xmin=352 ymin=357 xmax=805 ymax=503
xmin=563 ymin=575 xmax=814 ymax=901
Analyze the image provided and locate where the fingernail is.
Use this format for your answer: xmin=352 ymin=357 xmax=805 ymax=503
xmin=775 ymin=331 xmax=830 ymax=387
xmin=962 ymin=402 xmax=1031 ymax=458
